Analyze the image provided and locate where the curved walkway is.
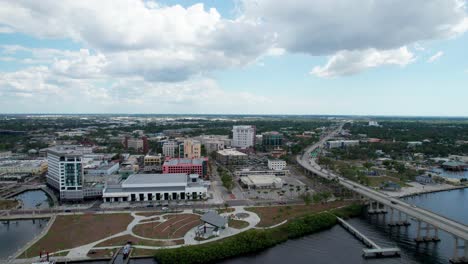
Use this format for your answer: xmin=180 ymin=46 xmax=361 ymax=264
xmin=13 ymin=207 xmax=262 ymax=264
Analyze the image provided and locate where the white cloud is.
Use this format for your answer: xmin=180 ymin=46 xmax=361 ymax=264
xmin=0 ymin=1 xmax=274 ymax=82
xmin=427 ymin=51 xmax=444 ymax=63
xmin=311 ymin=47 xmax=415 ymax=78
xmin=0 ymin=26 xmax=13 ymax=33
xmin=243 ymin=0 xmax=467 ymax=55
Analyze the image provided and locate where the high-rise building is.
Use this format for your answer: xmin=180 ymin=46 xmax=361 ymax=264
xmin=162 ymin=141 xmax=177 ymax=157
xmin=179 ymin=139 xmax=201 ymax=159
xmin=232 ymin=125 xmax=256 ymax=149
xmin=46 ymin=146 xmax=84 ymax=201
xmin=262 ymin=131 xmax=283 ymax=148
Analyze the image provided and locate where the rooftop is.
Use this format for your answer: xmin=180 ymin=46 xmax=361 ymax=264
xmin=164 ymin=158 xmax=207 ymax=166
xmin=123 ymin=173 xmax=189 ymax=186
xmin=216 ymin=149 xmax=247 ymax=156
xmin=201 ymin=211 xmax=227 ymax=228
xmin=47 ymin=145 xmax=84 ymax=156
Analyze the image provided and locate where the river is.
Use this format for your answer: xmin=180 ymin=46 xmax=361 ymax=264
xmin=14 ymin=190 xmax=53 ymax=210
xmin=2 ymin=189 xmax=466 ymax=263
xmin=222 ymin=188 xmax=468 ymax=264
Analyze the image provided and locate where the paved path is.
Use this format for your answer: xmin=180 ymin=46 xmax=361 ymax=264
xmin=13 ymin=207 xmax=262 ymax=264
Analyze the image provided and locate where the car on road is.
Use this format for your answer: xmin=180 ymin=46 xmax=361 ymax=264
xmin=146 ymin=204 xmax=154 ymax=208
xmin=162 ymin=206 xmax=169 ymax=211
xmin=64 ymin=209 xmax=71 ymax=213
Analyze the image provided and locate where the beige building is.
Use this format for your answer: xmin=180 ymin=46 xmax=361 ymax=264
xmin=181 ymin=139 xmax=201 ymax=159
xmin=144 ymin=154 xmax=164 ymax=166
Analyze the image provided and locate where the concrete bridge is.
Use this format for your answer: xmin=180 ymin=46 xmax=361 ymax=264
xmin=297 ymin=123 xmax=468 ymax=263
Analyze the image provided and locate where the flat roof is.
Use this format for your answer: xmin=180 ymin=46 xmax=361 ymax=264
xmin=124 ymin=173 xmax=188 ymax=185
xmin=164 ymin=158 xmax=206 ymax=166
xmin=217 ymin=149 xmax=247 ymax=156
xmin=241 ymin=175 xmax=282 ymax=185
xmin=47 ymin=145 xmax=84 ymax=156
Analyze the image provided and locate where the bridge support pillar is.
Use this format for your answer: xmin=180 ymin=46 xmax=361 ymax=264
xmin=449 ymin=237 xmax=468 ymax=264
xmin=414 ymin=221 xmax=441 ymax=243
xmin=388 ymin=208 xmax=395 ymax=226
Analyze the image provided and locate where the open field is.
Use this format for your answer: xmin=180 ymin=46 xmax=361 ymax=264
xmin=246 ymin=201 xmax=352 ymax=227
xmin=140 ymin=217 xmax=160 ymax=223
xmin=0 ymin=199 xmax=19 ymax=210
xmin=217 ymin=208 xmax=235 ymax=214
xmin=228 ymin=219 xmax=249 ymax=229
xmin=133 ymin=214 xmax=201 ymax=239
xmin=135 ymin=211 xmax=165 ymax=217
xmin=96 ymin=234 xmax=183 ymax=247
xmin=20 ymin=213 xmax=132 ymax=257
xmin=367 ymin=175 xmax=409 ymax=187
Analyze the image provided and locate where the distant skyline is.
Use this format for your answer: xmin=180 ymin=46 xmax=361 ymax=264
xmin=0 ymin=0 xmax=467 ymax=116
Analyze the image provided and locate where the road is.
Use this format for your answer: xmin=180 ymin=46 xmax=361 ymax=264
xmin=296 ymin=122 xmax=468 ymax=241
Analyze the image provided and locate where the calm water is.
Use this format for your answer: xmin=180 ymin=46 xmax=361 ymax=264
xmin=14 ymin=190 xmax=53 ymax=209
xmin=4 ymin=189 xmax=467 ymax=264
xmin=0 ymin=218 xmax=49 ymax=260
xmin=222 ymin=188 xmax=468 ymax=264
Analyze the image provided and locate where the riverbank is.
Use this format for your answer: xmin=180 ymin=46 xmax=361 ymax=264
xmin=381 ymin=182 xmax=467 ymax=198
xmin=153 ymin=204 xmax=363 ymax=264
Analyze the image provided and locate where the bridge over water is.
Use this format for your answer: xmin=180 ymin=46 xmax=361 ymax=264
xmin=297 ymin=124 xmax=468 ymax=263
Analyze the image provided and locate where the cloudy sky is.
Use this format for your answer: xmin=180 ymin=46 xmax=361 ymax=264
xmin=0 ymin=0 xmax=467 ymax=116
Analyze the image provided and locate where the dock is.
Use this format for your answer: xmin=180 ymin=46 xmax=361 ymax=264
xmin=337 ymin=217 xmax=401 ymax=258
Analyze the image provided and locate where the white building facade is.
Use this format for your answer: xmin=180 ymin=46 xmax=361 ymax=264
xmin=47 ymin=146 xmax=84 ymax=200
xmin=102 ymin=173 xmax=208 ymax=202
xmin=232 ymin=125 xmax=256 ymax=149
xmin=268 ymin=159 xmax=287 ymax=171
xmin=162 ymin=141 xmax=178 ymax=157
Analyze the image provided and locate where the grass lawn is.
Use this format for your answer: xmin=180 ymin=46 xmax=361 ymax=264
xmin=367 ymin=176 xmax=409 ymax=187
xmin=0 ymin=199 xmax=19 ymax=210
xmin=228 ymin=219 xmax=249 ymax=229
xmin=19 ymin=213 xmax=133 ymax=257
xmin=139 ymin=217 xmax=160 ymax=223
xmin=246 ymin=200 xmax=352 ymax=227
xmin=95 ymin=234 xmax=183 ymax=247
xmin=133 ymin=214 xmax=200 ymax=239
xmin=135 ymin=211 xmax=165 ymax=217
xmin=217 ymin=208 xmax=235 ymax=214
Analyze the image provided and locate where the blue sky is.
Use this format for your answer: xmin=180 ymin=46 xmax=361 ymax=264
xmin=0 ymin=0 xmax=467 ymax=116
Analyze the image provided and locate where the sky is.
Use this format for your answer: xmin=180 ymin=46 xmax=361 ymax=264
xmin=0 ymin=0 xmax=467 ymax=116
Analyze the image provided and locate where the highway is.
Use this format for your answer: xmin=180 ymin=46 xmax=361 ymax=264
xmin=296 ymin=123 xmax=468 ymax=241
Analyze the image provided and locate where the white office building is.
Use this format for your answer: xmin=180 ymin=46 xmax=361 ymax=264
xmin=232 ymin=125 xmax=256 ymax=149
xmin=162 ymin=141 xmax=178 ymax=157
xmin=268 ymin=159 xmax=287 ymax=171
xmin=47 ymin=146 xmax=84 ymax=200
xmin=102 ymin=173 xmax=208 ymax=202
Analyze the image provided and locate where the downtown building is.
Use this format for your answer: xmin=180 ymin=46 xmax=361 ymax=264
xmin=162 ymin=141 xmax=178 ymax=157
xmin=102 ymin=173 xmax=208 ymax=202
xmin=232 ymin=125 xmax=256 ymax=149
xmin=162 ymin=157 xmax=208 ymax=178
xmin=46 ymin=146 xmax=85 ymax=200
xmin=179 ymin=139 xmax=201 ymax=159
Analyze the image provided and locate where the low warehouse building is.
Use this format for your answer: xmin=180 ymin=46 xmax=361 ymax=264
xmin=102 ymin=173 xmax=208 ymax=202
xmin=240 ymin=175 xmax=283 ymax=190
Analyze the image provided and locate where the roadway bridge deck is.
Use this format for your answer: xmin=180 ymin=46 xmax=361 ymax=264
xmin=296 ymin=123 xmax=468 ymax=262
